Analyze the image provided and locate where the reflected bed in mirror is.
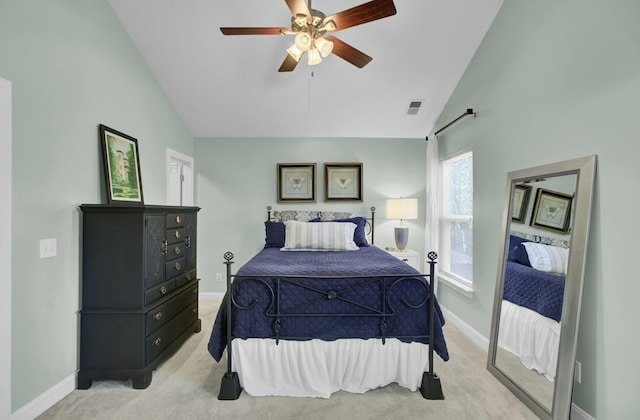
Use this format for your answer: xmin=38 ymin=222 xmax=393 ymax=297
xmin=487 ymin=156 xmax=596 ymax=420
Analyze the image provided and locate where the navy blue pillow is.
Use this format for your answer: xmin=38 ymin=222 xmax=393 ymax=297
xmin=264 ymin=221 xmax=285 ymax=248
xmin=508 ymin=234 xmax=531 ymax=267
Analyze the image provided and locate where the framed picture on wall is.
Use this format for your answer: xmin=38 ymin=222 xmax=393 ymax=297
xmin=277 ymin=163 xmax=316 ymax=203
xmin=511 ymin=184 xmax=532 ymax=223
xmin=530 ymin=188 xmax=573 ymax=232
xmin=99 ymin=124 xmax=144 ymax=204
xmin=324 ymin=162 xmax=363 ymax=201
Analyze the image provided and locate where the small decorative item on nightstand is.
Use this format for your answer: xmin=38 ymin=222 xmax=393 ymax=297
xmin=385 ymin=248 xmax=421 ymax=272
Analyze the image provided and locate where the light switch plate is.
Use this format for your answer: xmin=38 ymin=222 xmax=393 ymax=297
xmin=39 ymin=238 xmax=57 ymax=258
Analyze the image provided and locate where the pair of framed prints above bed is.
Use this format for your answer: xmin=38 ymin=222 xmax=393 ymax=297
xmin=277 ymin=162 xmax=362 ymax=203
xmin=207 ymin=207 xmax=448 ymax=402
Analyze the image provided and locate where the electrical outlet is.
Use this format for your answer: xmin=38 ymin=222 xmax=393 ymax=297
xmin=575 ymin=361 xmax=582 ymax=383
xmin=39 ymin=238 xmax=57 ymax=259
xmin=216 ymin=273 xmax=223 ymax=282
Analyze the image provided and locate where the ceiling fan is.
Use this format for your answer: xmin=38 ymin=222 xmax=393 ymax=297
xmin=220 ymin=0 xmax=397 ymax=72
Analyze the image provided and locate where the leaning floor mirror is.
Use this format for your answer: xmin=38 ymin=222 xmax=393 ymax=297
xmin=487 ymin=155 xmax=597 ymax=420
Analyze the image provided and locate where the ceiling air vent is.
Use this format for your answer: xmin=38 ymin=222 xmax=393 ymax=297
xmin=406 ymin=100 xmax=423 ymax=115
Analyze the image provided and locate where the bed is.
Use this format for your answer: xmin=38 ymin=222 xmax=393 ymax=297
xmin=207 ymin=208 xmax=449 ymax=400
xmin=498 ymin=233 xmax=568 ymax=381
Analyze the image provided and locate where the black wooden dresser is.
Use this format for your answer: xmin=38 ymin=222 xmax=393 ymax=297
xmin=78 ymin=204 xmax=201 ymax=389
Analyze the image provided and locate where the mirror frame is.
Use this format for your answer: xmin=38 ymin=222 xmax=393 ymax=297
xmin=487 ymin=155 xmax=597 ymax=420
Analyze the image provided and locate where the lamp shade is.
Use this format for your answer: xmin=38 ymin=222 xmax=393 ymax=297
xmin=386 ymin=198 xmax=418 ymax=220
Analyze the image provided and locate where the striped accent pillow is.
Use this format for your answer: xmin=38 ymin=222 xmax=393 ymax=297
xmin=282 ymin=220 xmax=359 ymax=251
xmin=522 ymin=242 xmax=569 ymax=274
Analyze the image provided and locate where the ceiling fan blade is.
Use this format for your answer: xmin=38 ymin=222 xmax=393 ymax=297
xmin=285 ymin=0 xmax=311 ymax=19
xmin=220 ymin=27 xmax=288 ymax=35
xmin=278 ymin=54 xmax=300 ymax=72
xmin=325 ymin=0 xmax=397 ymax=31
xmin=324 ymin=36 xmax=372 ymax=68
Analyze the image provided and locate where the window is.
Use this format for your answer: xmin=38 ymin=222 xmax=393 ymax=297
xmin=440 ymin=150 xmax=473 ymax=293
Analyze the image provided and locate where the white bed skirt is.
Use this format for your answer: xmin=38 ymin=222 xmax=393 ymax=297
xmin=231 ymin=338 xmax=431 ymax=398
xmin=498 ymin=300 xmax=560 ymax=381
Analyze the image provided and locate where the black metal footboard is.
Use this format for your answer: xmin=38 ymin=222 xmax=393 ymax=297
xmin=218 ymin=251 xmax=443 ymax=401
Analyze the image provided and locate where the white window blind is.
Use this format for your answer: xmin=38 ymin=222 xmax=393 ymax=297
xmin=440 ymin=151 xmax=473 ymax=285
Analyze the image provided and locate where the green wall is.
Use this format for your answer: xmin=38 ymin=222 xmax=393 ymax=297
xmin=434 ymin=0 xmax=640 ymax=418
xmin=194 ymin=137 xmax=427 ymax=293
xmin=0 ymin=0 xmax=194 ymax=412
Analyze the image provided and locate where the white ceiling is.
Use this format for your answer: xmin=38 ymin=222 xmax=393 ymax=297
xmin=108 ymin=0 xmax=503 ymax=139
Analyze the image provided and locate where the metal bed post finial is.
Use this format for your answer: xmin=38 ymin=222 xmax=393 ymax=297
xmin=218 ymin=251 xmax=242 ymax=400
xmin=420 ymin=251 xmax=444 ymax=399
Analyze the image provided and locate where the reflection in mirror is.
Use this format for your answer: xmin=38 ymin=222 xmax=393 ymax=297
xmin=487 ymin=156 xmax=596 ymax=420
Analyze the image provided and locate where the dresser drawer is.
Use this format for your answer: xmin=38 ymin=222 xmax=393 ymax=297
xmin=166 ymin=213 xmax=186 ymax=229
xmin=165 ymin=257 xmax=186 ymax=280
xmin=146 ymin=284 xmax=198 ymax=335
xmin=146 ymin=302 xmax=198 ymax=363
xmin=176 ymin=270 xmax=197 ymax=288
xmin=166 ymin=242 xmax=185 ymax=259
xmin=145 ymin=279 xmax=176 ymax=306
xmin=166 ymin=227 xmax=185 ymax=245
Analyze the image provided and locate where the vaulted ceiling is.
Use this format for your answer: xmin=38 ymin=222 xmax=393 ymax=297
xmin=108 ymin=0 xmax=503 ymax=139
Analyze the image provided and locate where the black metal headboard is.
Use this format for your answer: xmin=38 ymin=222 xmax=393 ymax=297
xmin=266 ymin=206 xmax=376 ymax=245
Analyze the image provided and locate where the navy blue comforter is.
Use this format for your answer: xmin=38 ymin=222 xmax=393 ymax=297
xmin=503 ymin=261 xmax=565 ymax=322
xmin=208 ymin=246 xmax=449 ymax=362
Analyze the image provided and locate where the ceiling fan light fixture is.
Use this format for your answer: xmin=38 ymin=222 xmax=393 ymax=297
xmin=293 ymin=13 xmax=308 ymax=27
xmin=321 ymin=19 xmax=336 ymax=32
xmin=294 ymin=32 xmax=312 ymax=51
xmin=315 ymin=37 xmax=333 ymax=58
xmin=286 ymin=44 xmax=304 ymax=62
xmin=307 ymin=48 xmax=322 ymax=66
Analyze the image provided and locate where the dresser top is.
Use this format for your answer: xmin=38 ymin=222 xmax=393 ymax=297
xmin=80 ymin=204 xmax=200 ymax=213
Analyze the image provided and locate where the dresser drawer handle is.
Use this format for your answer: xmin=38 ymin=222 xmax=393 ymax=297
xmin=174 ymin=246 xmax=181 ymax=255
xmin=152 ymin=338 xmax=162 ymax=347
xmin=174 ymin=262 xmax=181 ymax=271
xmin=161 ymin=240 xmax=168 ymax=255
xmin=160 ymin=285 xmax=168 ymax=295
xmin=185 ymin=235 xmax=191 ymax=247
xmin=186 ymin=272 xmax=192 ymax=280
xmin=153 ymin=312 xmax=162 ymax=321
xmin=174 ymin=230 xmax=181 ymax=239
xmin=175 ymin=215 xmax=182 ymax=224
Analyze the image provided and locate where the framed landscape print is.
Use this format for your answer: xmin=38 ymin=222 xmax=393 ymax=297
xmin=530 ymin=188 xmax=573 ymax=232
xmin=277 ymin=163 xmax=316 ymax=203
xmin=324 ymin=162 xmax=363 ymax=201
xmin=511 ymin=184 xmax=532 ymax=223
xmin=99 ymin=124 xmax=144 ymax=204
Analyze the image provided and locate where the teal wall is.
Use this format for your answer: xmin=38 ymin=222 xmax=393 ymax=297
xmin=0 ymin=0 xmax=194 ymax=412
xmin=194 ymin=137 xmax=427 ymax=293
xmin=434 ymin=0 xmax=640 ymax=418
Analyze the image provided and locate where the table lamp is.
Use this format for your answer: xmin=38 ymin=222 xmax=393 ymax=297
xmin=386 ymin=198 xmax=418 ymax=251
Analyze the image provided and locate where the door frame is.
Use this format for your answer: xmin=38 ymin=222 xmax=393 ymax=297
xmin=166 ymin=148 xmax=194 ymax=206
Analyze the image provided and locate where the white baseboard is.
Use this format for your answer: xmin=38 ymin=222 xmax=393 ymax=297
xmin=571 ymin=403 xmax=595 ymax=420
xmin=440 ymin=305 xmax=489 ymax=351
xmin=11 ymin=373 xmax=75 ymax=420
xmin=199 ymin=292 xmax=224 ymax=302
xmin=439 ymin=305 xmax=594 ymax=420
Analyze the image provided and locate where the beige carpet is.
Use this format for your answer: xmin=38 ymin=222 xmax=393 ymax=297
xmin=38 ymin=301 xmax=536 ymax=420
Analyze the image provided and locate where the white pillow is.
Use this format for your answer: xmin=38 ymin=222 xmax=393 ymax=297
xmin=522 ymin=242 xmax=569 ymax=274
xmin=281 ymin=220 xmax=359 ymax=251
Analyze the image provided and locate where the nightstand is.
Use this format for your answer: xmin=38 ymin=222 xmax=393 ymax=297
xmin=385 ymin=248 xmax=421 ymax=272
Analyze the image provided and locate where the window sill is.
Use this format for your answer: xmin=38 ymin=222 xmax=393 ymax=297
xmin=438 ymin=272 xmax=475 ymax=299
